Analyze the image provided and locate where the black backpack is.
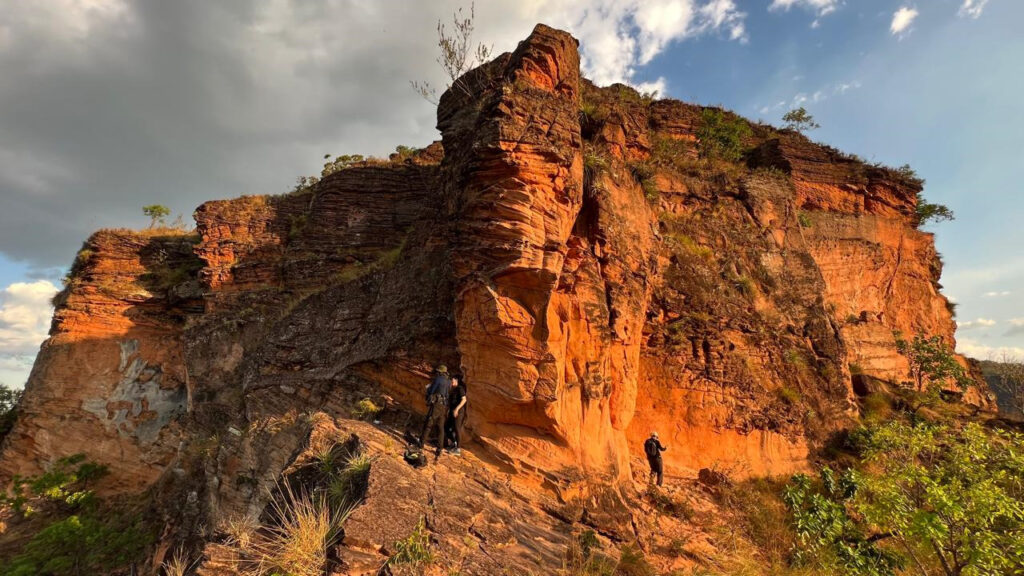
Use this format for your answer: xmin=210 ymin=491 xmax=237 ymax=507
xmin=403 ymin=446 xmax=427 ymax=468
xmin=644 ymin=438 xmax=661 ymax=459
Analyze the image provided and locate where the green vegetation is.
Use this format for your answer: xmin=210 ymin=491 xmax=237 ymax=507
xmin=142 ymin=204 xmax=171 ymax=228
xmin=0 ymin=453 xmax=108 ymax=516
xmin=351 ymin=398 xmax=382 ymax=421
xmin=0 ymin=383 xmax=22 ymax=442
xmin=388 ymin=516 xmax=435 ymax=569
xmin=247 ymin=484 xmax=347 ymax=576
xmin=392 ymin=145 xmax=421 ymax=161
xmin=2 ymin=513 xmax=152 ymax=576
xmin=0 ymin=454 xmax=153 ymax=575
xmin=797 ymin=212 xmax=813 ymax=228
xmin=696 ymin=108 xmax=752 ymax=162
xmin=894 ymin=333 xmax=971 ymax=402
xmin=786 ymin=421 xmax=1024 ymax=575
xmin=914 ymin=192 xmax=954 ymax=226
xmin=562 ymin=530 xmax=656 ymax=576
xmin=782 ymin=107 xmax=820 ymax=133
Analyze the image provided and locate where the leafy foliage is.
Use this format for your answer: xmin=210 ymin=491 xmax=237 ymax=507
xmin=782 ymin=107 xmax=820 ymax=132
xmin=696 ymin=109 xmax=752 ymax=162
xmin=0 ymin=453 xmax=108 ymax=517
xmin=786 ymin=421 xmax=1024 ymax=575
xmin=0 ymin=383 xmax=22 ymax=442
xmin=914 ymin=192 xmax=955 ymax=226
xmin=142 ymin=204 xmax=171 ymax=228
xmin=894 ymin=333 xmax=972 ymax=402
xmin=1 ymin=514 xmax=152 ymax=576
xmin=388 ymin=516 xmax=435 ymax=568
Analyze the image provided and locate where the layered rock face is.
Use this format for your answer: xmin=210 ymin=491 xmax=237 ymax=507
xmin=0 ymin=24 xmax=980 ymax=572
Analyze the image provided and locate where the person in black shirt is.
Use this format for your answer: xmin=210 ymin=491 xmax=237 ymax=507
xmin=418 ymin=365 xmax=451 ymax=457
xmin=445 ymin=374 xmax=467 ymax=455
xmin=644 ymin=431 xmax=667 ymax=486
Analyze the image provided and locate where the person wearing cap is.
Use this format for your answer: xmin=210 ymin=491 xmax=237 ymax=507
xmin=643 ymin=431 xmax=667 ymax=486
xmin=418 ymin=364 xmax=452 ymax=458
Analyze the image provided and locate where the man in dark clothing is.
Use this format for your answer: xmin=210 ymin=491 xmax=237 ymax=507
xmin=418 ymin=365 xmax=451 ymax=457
xmin=444 ymin=374 xmax=467 ymax=455
xmin=644 ymin=431 xmax=667 ymax=486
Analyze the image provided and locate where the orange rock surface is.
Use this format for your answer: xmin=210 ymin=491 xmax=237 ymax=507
xmin=0 ymin=24 xmax=989 ymax=573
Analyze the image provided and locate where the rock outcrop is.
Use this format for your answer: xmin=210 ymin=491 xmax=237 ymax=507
xmin=0 ymin=24 xmax=985 ymax=573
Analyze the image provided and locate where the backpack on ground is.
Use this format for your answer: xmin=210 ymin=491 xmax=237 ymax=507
xmin=644 ymin=438 xmax=660 ymax=459
xmin=403 ymin=446 xmax=427 ymax=468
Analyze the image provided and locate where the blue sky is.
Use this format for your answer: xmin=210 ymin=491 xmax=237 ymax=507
xmin=0 ymin=0 xmax=1020 ymax=387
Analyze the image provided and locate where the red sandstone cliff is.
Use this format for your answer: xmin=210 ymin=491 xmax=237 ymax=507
xmin=0 ymin=24 xmax=984 ymax=574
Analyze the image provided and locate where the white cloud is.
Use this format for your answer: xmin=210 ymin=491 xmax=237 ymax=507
xmin=957 ymin=317 xmax=996 ymax=331
xmin=768 ymin=0 xmax=839 ymax=17
xmin=1005 ymin=318 xmax=1024 ymax=337
xmin=957 ymin=337 xmax=1024 ymax=361
xmin=757 ymin=80 xmax=861 ymax=117
xmin=890 ymin=6 xmax=919 ymax=37
xmin=983 ymin=290 xmax=1012 ymax=297
xmin=958 ymin=0 xmax=989 ymax=19
xmin=543 ymin=0 xmax=748 ymax=87
xmin=0 ymin=280 xmax=58 ymax=364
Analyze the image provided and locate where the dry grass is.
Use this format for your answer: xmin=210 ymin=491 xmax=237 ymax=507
xmin=161 ymin=547 xmax=197 ymax=576
xmin=245 ymin=484 xmax=349 ymax=576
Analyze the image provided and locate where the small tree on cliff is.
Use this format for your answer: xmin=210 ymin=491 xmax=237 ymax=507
xmin=914 ymin=192 xmax=955 ymax=226
xmin=894 ymin=333 xmax=972 ymax=404
xmin=411 ymin=3 xmax=492 ymax=104
xmin=782 ymin=107 xmax=820 ymax=132
xmin=142 ymin=204 xmax=170 ymax=228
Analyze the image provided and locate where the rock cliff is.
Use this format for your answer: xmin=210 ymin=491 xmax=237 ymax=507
xmin=0 ymin=24 xmax=983 ymax=574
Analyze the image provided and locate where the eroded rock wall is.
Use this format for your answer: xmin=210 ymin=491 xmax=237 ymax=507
xmin=0 ymin=24 xmax=981 ymax=570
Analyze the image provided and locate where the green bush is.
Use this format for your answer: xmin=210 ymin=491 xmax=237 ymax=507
xmin=350 ymin=398 xmax=382 ymax=421
xmin=0 ymin=383 xmax=22 ymax=443
xmin=1 ymin=453 xmax=108 ymax=517
xmin=696 ymin=109 xmax=752 ymax=162
xmin=2 ymin=514 xmax=152 ymax=576
xmin=797 ymin=212 xmax=812 ymax=228
xmin=786 ymin=422 xmax=1024 ymax=575
xmin=389 ymin=516 xmax=434 ymax=568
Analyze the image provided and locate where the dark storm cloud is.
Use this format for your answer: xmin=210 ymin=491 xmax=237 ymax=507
xmin=0 ymin=0 xmax=455 ymax=268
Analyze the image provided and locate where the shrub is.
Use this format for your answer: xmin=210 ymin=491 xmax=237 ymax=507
xmin=786 ymin=422 xmax=1024 ymax=575
xmin=797 ymin=212 xmax=812 ymax=228
xmin=1 ymin=453 xmax=108 ymax=517
xmin=696 ymin=109 xmax=752 ymax=162
xmin=776 ymin=386 xmax=801 ymax=406
xmin=615 ymin=544 xmax=656 ymax=576
xmin=0 ymin=383 xmax=22 ymax=442
xmin=388 ymin=516 xmax=434 ymax=568
xmin=328 ymin=450 xmax=373 ymax=507
xmin=351 ymin=398 xmax=382 ymax=421
xmin=1 ymin=513 xmax=153 ymax=576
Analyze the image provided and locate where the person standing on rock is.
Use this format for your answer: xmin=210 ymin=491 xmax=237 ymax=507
xmin=644 ymin=431 xmax=667 ymax=486
xmin=445 ymin=373 xmax=467 ymax=456
xmin=419 ymin=364 xmax=451 ymax=458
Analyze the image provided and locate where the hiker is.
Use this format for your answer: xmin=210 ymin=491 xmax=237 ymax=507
xmin=644 ymin=431 xmax=667 ymax=486
xmin=445 ymin=373 xmax=467 ymax=455
xmin=418 ymin=364 xmax=451 ymax=457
